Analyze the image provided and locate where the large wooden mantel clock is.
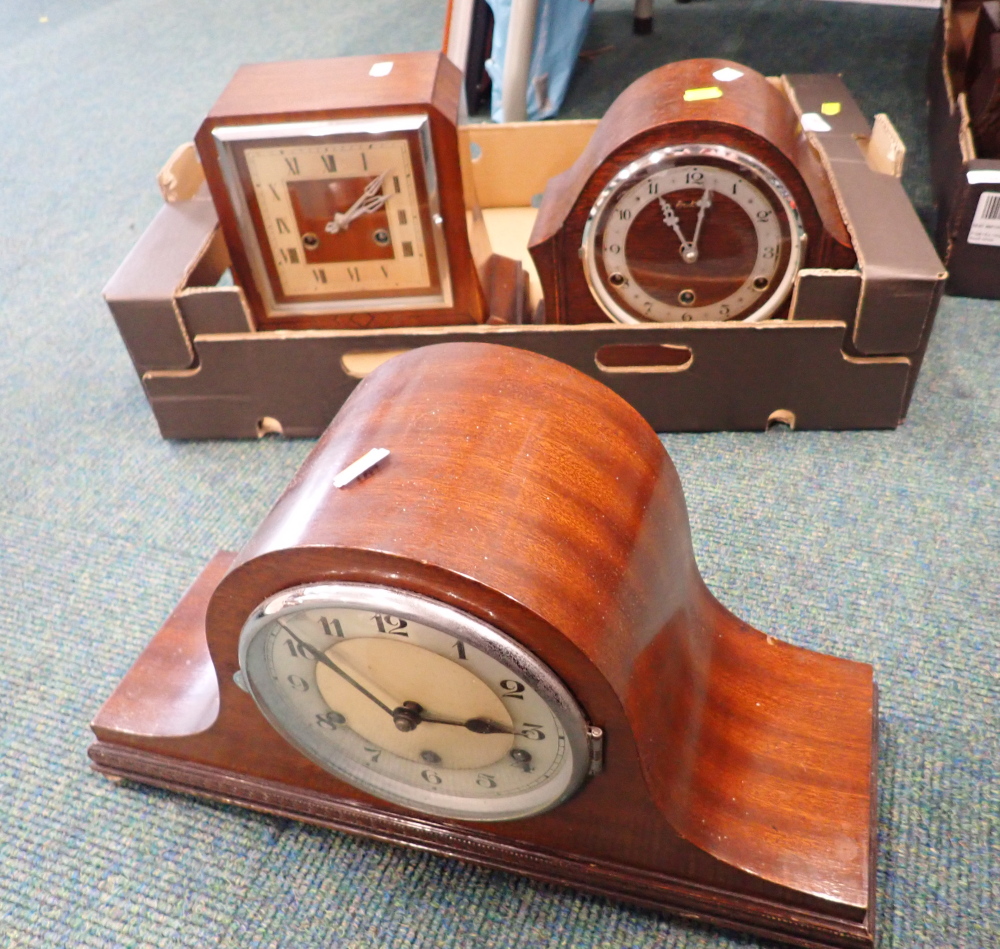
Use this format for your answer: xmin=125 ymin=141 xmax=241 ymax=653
xmin=529 ymin=58 xmax=857 ymax=324
xmin=195 ymin=51 xmax=487 ymax=330
xmin=90 ymin=343 xmax=878 ymax=949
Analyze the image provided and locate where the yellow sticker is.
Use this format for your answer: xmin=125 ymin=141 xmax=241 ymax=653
xmin=683 ymin=86 xmax=723 ymax=103
xmin=821 ymin=101 xmax=842 ymax=116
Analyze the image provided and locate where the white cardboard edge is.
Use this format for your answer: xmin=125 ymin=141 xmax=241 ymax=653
xmin=967 ymin=170 xmax=1000 ymax=185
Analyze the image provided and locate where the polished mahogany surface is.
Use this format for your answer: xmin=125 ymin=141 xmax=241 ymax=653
xmin=92 ymin=342 xmax=876 ymax=948
xmin=529 ymin=58 xmax=857 ymax=324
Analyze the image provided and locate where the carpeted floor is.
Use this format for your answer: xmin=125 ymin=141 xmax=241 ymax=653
xmin=0 ymin=1 xmax=997 ymax=947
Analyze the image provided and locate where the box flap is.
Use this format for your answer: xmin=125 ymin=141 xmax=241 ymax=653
xmin=785 ymin=73 xmax=947 ymax=355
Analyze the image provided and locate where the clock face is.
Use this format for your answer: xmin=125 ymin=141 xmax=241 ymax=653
xmin=212 ymin=115 xmax=452 ymax=321
xmin=237 ymin=583 xmax=594 ymax=821
xmin=581 ymin=144 xmax=805 ymax=323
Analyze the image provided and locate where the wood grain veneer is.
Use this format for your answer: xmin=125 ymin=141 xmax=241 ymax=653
xmin=195 ymin=51 xmax=487 ymax=330
xmin=91 ymin=343 xmax=876 ymax=948
xmin=529 ymin=58 xmax=857 ymax=325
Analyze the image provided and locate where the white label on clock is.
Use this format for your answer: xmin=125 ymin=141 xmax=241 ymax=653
xmin=968 ymin=192 xmax=1000 ymax=247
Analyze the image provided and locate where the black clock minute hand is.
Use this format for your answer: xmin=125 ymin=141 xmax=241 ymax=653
xmin=277 ymin=621 xmax=395 ymax=717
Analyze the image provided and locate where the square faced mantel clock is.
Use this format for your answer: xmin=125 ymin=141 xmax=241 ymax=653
xmin=194 ymin=51 xmax=487 ymax=330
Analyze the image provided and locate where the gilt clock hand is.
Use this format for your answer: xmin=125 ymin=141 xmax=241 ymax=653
xmin=685 ymin=187 xmax=713 ymax=263
xmin=659 ymin=196 xmax=696 ymax=263
xmin=325 ymin=170 xmax=391 ymax=234
xmin=278 ymin=621 xmax=396 ymax=717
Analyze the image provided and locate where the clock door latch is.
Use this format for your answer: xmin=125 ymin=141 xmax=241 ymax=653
xmin=587 ymin=726 xmax=604 ymax=775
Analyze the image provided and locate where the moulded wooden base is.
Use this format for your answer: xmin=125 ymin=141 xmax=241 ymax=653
xmin=90 ymin=551 xmax=877 ymax=949
xmin=88 ymin=741 xmax=875 ymax=949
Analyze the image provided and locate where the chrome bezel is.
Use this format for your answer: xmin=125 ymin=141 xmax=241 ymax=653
xmin=213 ymin=114 xmax=453 ymax=318
xmin=237 ymin=582 xmax=592 ymax=822
xmin=580 ymin=143 xmax=807 ymax=324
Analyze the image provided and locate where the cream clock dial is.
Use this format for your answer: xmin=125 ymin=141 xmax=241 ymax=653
xmin=582 ymin=144 xmax=805 ymax=324
xmin=212 ymin=114 xmax=452 ymax=320
xmin=237 ymin=583 xmax=595 ymax=821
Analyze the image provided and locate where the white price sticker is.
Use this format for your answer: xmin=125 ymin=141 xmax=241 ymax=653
xmin=968 ymin=191 xmax=1000 ymax=247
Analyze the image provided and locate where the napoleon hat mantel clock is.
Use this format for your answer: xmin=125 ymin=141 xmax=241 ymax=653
xmin=90 ymin=343 xmax=878 ymax=949
xmin=195 ymin=51 xmax=487 ymax=330
xmin=529 ymin=58 xmax=857 ymax=325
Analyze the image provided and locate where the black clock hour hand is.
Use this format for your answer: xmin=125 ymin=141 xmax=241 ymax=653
xmin=417 ymin=713 xmax=515 ymax=735
xmin=278 ymin=621 xmax=395 ymax=717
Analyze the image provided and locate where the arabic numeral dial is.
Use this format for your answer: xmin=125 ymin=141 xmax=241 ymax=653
xmin=237 ymin=584 xmax=595 ymax=822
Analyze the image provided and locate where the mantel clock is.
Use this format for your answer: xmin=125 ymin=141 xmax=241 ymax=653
xmin=529 ymin=58 xmax=857 ymax=325
xmin=90 ymin=343 xmax=877 ymax=949
xmin=195 ymin=51 xmax=487 ymax=330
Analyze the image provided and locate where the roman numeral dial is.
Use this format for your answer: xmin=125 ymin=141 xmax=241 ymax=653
xmin=245 ymin=135 xmax=431 ymax=301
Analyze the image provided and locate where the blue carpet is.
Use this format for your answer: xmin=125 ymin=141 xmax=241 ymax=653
xmin=0 ymin=2 xmax=997 ymax=948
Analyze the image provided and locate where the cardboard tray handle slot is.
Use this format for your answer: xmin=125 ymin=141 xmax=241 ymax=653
xmin=595 ymin=343 xmax=693 ymax=373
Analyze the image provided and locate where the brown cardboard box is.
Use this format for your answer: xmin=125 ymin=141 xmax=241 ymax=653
xmin=105 ymin=73 xmax=944 ymax=439
xmin=930 ymin=0 xmax=1000 ymax=298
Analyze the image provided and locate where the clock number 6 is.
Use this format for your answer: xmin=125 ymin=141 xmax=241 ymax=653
xmin=520 ymin=724 xmax=546 ymax=741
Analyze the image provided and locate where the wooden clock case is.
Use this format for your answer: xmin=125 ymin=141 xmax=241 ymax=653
xmin=528 ymin=58 xmax=858 ymax=325
xmin=90 ymin=343 xmax=878 ymax=949
xmin=195 ymin=51 xmax=489 ymax=330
